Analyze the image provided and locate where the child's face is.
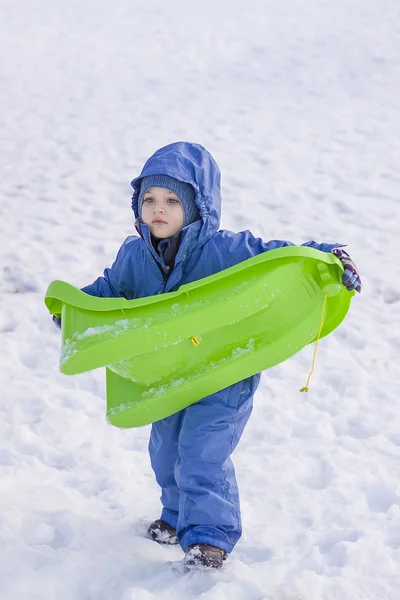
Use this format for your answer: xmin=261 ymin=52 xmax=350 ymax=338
xmin=141 ymin=187 xmax=185 ymax=238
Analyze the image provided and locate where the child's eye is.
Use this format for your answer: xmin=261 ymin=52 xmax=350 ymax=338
xmin=143 ymin=197 xmax=153 ymax=203
xmin=167 ymin=198 xmax=179 ymax=203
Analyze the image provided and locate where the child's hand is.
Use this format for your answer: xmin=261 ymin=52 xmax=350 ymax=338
xmin=332 ymin=247 xmax=362 ymax=293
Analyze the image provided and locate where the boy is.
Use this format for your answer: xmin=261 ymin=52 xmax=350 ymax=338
xmin=67 ymin=142 xmax=361 ymax=568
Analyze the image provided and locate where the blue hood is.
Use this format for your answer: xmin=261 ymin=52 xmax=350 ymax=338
xmin=131 ymin=142 xmax=221 ymax=246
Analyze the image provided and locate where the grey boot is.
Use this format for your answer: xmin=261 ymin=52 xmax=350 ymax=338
xmin=183 ymin=544 xmax=228 ymax=569
xmin=147 ymin=519 xmax=178 ymax=545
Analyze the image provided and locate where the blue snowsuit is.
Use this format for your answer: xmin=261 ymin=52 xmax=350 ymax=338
xmin=82 ymin=142 xmax=340 ymax=554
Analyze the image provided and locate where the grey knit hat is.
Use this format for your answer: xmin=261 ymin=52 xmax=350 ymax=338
xmin=138 ymin=174 xmax=199 ymax=227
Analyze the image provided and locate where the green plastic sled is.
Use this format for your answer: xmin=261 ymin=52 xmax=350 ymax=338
xmin=45 ymin=246 xmax=353 ymax=428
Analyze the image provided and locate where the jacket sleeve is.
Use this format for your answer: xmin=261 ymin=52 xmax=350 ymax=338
xmin=81 ymin=239 xmax=131 ymax=298
xmin=216 ymin=230 xmax=344 ymax=267
xmin=300 ymin=240 xmax=345 ymax=253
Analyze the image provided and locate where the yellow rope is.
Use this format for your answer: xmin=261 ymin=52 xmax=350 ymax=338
xmin=300 ymin=293 xmax=328 ymax=392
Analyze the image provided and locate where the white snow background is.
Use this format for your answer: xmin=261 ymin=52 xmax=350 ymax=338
xmin=1 ymin=0 xmax=400 ymax=598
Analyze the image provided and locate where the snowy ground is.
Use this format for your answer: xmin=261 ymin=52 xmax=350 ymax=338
xmin=1 ymin=0 xmax=400 ymax=598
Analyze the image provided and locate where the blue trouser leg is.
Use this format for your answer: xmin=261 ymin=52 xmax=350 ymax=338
xmin=176 ymin=376 xmax=259 ymax=554
xmin=148 ymin=410 xmax=184 ymax=528
xmin=149 ymin=374 xmax=260 ymax=552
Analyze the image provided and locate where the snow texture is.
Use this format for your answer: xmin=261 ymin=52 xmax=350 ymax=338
xmin=1 ymin=0 xmax=399 ymax=598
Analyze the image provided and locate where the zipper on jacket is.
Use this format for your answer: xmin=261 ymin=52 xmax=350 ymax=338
xmin=154 ymin=260 xmax=169 ymax=290
xmin=158 ymin=262 xmax=178 ymax=292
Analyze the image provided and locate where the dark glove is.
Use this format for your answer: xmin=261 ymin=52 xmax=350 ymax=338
xmin=52 ymin=315 xmax=62 ymax=329
xmin=332 ymin=247 xmax=362 ymax=293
